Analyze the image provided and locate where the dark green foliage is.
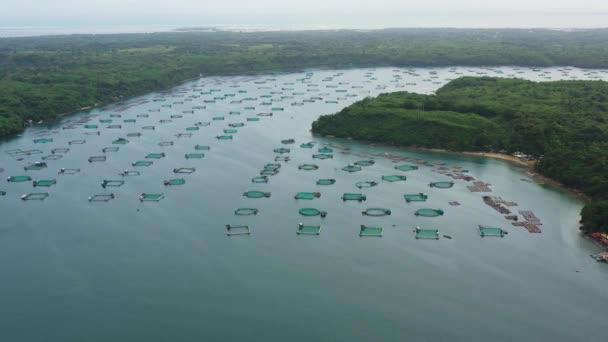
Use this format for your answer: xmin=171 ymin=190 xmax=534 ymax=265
xmin=312 ymin=77 xmax=608 ymax=233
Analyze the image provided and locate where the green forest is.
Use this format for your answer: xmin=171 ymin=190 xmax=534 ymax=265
xmin=312 ymin=77 xmax=608 ymax=234
xmin=2 ymin=28 xmax=608 ymax=136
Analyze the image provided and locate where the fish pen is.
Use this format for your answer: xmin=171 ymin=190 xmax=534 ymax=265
xmin=186 ymin=127 xmax=199 ymax=131
xmin=102 ymin=180 xmax=125 ymax=188
xmin=300 ymin=143 xmax=315 ymax=148
xmin=247 ymin=117 xmax=260 ymax=122
xmin=281 ymin=139 xmax=295 ymax=145
xmin=158 ymin=141 xmax=174 ymax=147
xmin=42 ymin=154 xmax=62 ymax=161
xmin=316 ymin=179 xmax=336 ymax=186
xmin=260 ymin=169 xmax=278 ymax=176
xmin=297 ymin=224 xmax=322 ymax=235
xmin=354 ymin=181 xmax=377 ymax=189
xmin=415 ymin=209 xmax=444 ymax=217
xmin=479 ymin=225 xmax=505 ymax=237
xmin=229 ymin=123 xmax=246 ymax=128
xmin=275 ymin=156 xmax=290 ymax=162
xmin=359 ymin=225 xmax=383 ymax=237
xmin=298 ymin=208 xmax=327 ymax=217
xmin=103 ymin=147 xmax=120 ymax=153
xmin=342 ymin=165 xmax=362 ymax=173
xmin=194 ymin=145 xmax=210 ymax=151
xmin=0 ymin=190 xmax=5 ymax=196
xmin=33 ymin=179 xmax=56 ymax=187
xmin=362 ymin=208 xmax=391 ymax=216
xmin=146 ymin=153 xmax=166 ymax=159
xmin=24 ymin=162 xmax=47 ymax=171
xmin=395 ymin=164 xmax=419 ymax=171
xmin=342 ymin=193 xmax=367 ymax=202
xmin=354 ymin=160 xmax=375 ymax=166
xmin=120 ymin=170 xmax=140 ymax=177
xmin=112 ymin=138 xmax=129 ymax=145
xmin=234 ymin=208 xmax=259 ymax=216
xmin=88 ymin=156 xmax=107 ymax=163
xmin=132 ymin=161 xmax=153 ymax=167
xmin=429 ymin=181 xmax=455 ymax=189
xmin=34 ymin=138 xmax=53 ymax=144
xmin=185 ymin=153 xmax=204 ymax=159
xmin=414 ymin=227 xmax=440 ymax=239
xmin=252 ymin=176 xmax=269 ymax=183
xmin=140 ymin=193 xmax=164 ymax=202
xmin=7 ymin=175 xmax=32 ymax=182
xmin=226 ymin=225 xmax=251 ymax=236
xmin=52 ymin=148 xmax=69 ymax=154
xmin=21 ymin=193 xmax=49 ymax=201
xmin=264 ymin=163 xmax=281 ymax=171
xmin=58 ymin=168 xmax=80 ymax=175
xmin=224 ymin=129 xmax=238 ymax=134
xmin=84 ymin=124 xmax=98 ymax=129
xmin=404 ymin=193 xmax=428 ymax=202
xmin=243 ymin=191 xmax=271 ymax=199
xmin=69 ymin=140 xmax=86 ymax=145
xmin=382 ymin=175 xmax=407 ymax=182
xmin=318 ymin=147 xmax=333 ymax=153
xmin=164 ymin=178 xmax=186 ymax=186
xmin=88 ymin=194 xmax=115 ymax=202
xmin=216 ymin=135 xmax=233 ymax=140
xmin=274 ymin=148 xmax=290 ymax=154
xmin=177 ymin=132 xmax=193 ymax=138
xmin=295 ymin=192 xmax=321 ymax=200
xmin=174 ymin=167 xmax=196 ymax=174
xmin=313 ymin=153 xmax=333 ymax=160
xmin=142 ymin=126 xmax=155 ymax=130
xmin=298 ymin=164 xmax=319 ymax=171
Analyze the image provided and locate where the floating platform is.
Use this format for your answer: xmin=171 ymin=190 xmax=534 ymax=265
xmin=164 ymin=178 xmax=185 ymax=186
xmin=297 ymin=223 xmax=322 ymax=235
xmin=300 ymin=143 xmax=315 ymax=148
xmin=102 ymin=180 xmax=125 ymax=188
xmin=88 ymin=156 xmax=107 ymax=163
xmin=251 ymin=176 xmax=269 ymax=183
xmin=112 ymin=138 xmax=129 ymax=145
xmin=33 ymin=179 xmax=56 ymax=187
xmin=58 ymin=168 xmax=80 ymax=175
xmin=24 ymin=162 xmax=47 ymax=171
xmin=185 ymin=153 xmax=204 ymax=159
xmin=356 ymin=181 xmax=378 ymax=188
xmin=354 ymin=160 xmax=375 ymax=166
xmin=132 ymin=160 xmax=153 ymax=167
xmin=243 ymin=191 xmax=271 ymax=199
xmin=362 ymin=208 xmax=391 ymax=216
xmin=415 ymin=208 xmax=444 ymax=217
xmin=120 ymin=170 xmax=140 ymax=177
xmin=216 ymin=135 xmax=233 ymax=140
xmin=274 ymin=148 xmax=290 ymax=154
xmin=173 ymin=167 xmax=195 ymax=174
xmin=194 ymin=145 xmax=210 ymax=151
xmin=316 ymin=179 xmax=336 ymax=186
xmin=298 ymin=208 xmax=327 ymax=217
xmin=342 ymin=193 xmax=366 ymax=202
xmin=146 ymin=153 xmax=165 ymax=159
xmin=89 ymin=194 xmax=115 ymax=202
xmin=414 ymin=227 xmax=440 ymax=239
xmin=359 ymin=225 xmax=383 ymax=237
xmin=318 ymin=147 xmax=333 ymax=153
xmin=298 ymin=164 xmax=319 ymax=171
xmin=140 ymin=193 xmax=164 ymax=202
xmin=295 ymin=192 xmax=321 ymax=200
xmin=404 ymin=193 xmax=428 ymax=202
xmin=382 ymin=175 xmax=407 ymax=182
xmin=7 ymin=175 xmax=32 ymax=182
xmin=342 ymin=165 xmax=362 ymax=173
xmin=313 ymin=153 xmax=333 ymax=160
xmin=103 ymin=147 xmax=120 ymax=153
xmin=21 ymin=192 xmax=49 ymax=201
xmin=479 ymin=225 xmax=505 ymax=237
xmin=226 ymin=225 xmax=251 ymax=236
xmin=429 ymin=181 xmax=455 ymax=188
xmin=33 ymin=138 xmax=53 ymax=144
xmin=234 ymin=208 xmax=259 ymax=216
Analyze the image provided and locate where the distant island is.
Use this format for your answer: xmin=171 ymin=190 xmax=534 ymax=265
xmin=2 ymin=28 xmax=608 ymax=137
xmin=311 ymin=77 xmax=608 ymax=235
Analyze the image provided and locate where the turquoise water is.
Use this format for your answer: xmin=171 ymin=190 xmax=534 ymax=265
xmin=1 ymin=67 xmax=607 ymax=341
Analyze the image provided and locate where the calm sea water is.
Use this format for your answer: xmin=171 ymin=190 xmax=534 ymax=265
xmin=0 ymin=66 xmax=607 ymax=341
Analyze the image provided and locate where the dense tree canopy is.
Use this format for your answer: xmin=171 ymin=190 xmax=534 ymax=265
xmin=312 ymin=77 xmax=608 ymax=233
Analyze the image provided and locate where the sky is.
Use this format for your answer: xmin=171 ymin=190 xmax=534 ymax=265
xmin=4 ymin=0 xmax=608 ymax=17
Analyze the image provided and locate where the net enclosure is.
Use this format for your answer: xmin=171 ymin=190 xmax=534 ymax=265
xmin=24 ymin=162 xmax=47 ymax=171
xmin=362 ymin=208 xmax=391 ymax=216
xmin=146 ymin=153 xmax=165 ymax=159
xmin=88 ymin=194 xmax=115 ymax=202
xmin=342 ymin=193 xmax=367 ymax=202
xmin=226 ymin=225 xmax=251 ymax=236
xmin=298 ymin=164 xmax=319 ymax=171
xmin=395 ymin=164 xmax=419 ymax=172
xmin=356 ymin=181 xmax=378 ymax=188
xmin=342 ymin=165 xmax=362 ymax=173
xmin=102 ymin=180 xmax=125 ymax=188
xmin=354 ymin=160 xmax=375 ymax=166
xmin=140 ymin=193 xmax=164 ymax=202
xmin=300 ymin=143 xmax=315 ymax=148
xmin=243 ymin=191 xmax=271 ymax=198
xmin=34 ymin=138 xmax=53 ymax=144
xmin=174 ymin=168 xmax=196 ymax=174
xmin=88 ymin=156 xmax=106 ymax=162
xmin=185 ymin=153 xmax=204 ymax=159
xmin=404 ymin=193 xmax=428 ymax=202
xmin=7 ymin=175 xmax=32 ymax=182
xmin=479 ymin=225 xmax=505 ymax=237
xmin=297 ymin=224 xmax=322 ymax=235
xmin=21 ymin=192 xmax=49 ymax=201
xmin=414 ymin=227 xmax=440 ymax=239
xmin=164 ymin=178 xmax=186 ymax=186
xmin=429 ymin=181 xmax=455 ymax=188
xmin=318 ymin=147 xmax=333 ymax=153
xmin=382 ymin=175 xmax=407 ymax=182
xmin=415 ymin=208 xmax=445 ymax=217
xmin=294 ymin=192 xmax=321 ymax=200
xmin=33 ymin=179 xmax=56 ymax=187
xmin=120 ymin=170 xmax=140 ymax=176
xmin=316 ymin=179 xmax=336 ymax=186
xmin=299 ymin=208 xmax=327 ymax=217
xmin=274 ymin=148 xmax=290 ymax=154
xmin=359 ymin=225 xmax=383 ymax=237
xmin=313 ymin=153 xmax=333 ymax=160
xmin=194 ymin=145 xmax=210 ymax=151
xmin=251 ymin=176 xmax=269 ymax=183
xmin=234 ymin=208 xmax=259 ymax=216
xmin=132 ymin=160 xmax=153 ymax=167
xmin=216 ymin=135 xmax=233 ymax=140
xmin=58 ymin=168 xmax=80 ymax=175
xmin=112 ymin=138 xmax=129 ymax=145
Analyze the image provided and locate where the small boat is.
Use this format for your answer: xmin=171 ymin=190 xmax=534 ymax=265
xmin=442 ymin=235 xmax=452 ymax=239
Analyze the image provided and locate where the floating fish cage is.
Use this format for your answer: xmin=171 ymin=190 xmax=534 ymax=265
xmin=185 ymin=126 xmax=199 ymax=131
xmin=297 ymin=223 xmax=322 ymax=235
xmin=185 ymin=153 xmax=204 ymax=159
xmin=216 ymin=135 xmax=233 ymax=140
xmin=298 ymin=164 xmax=319 ymax=171
xmin=300 ymin=143 xmax=315 ymax=148
xmin=102 ymin=180 xmax=125 ymax=188
xmin=112 ymin=138 xmax=129 ymax=145
xmin=414 ymin=227 xmax=440 ymax=239
xmin=0 ymin=190 xmax=6 ymax=196
xmin=243 ymin=191 xmax=271 ymax=199
xmin=99 ymin=119 xmax=112 ymax=123
xmin=281 ymin=139 xmax=295 ymax=144
xmin=42 ymin=154 xmax=62 ymax=161
xmin=275 ymin=156 xmax=290 ymax=162
xmin=226 ymin=225 xmax=251 ymax=236
xmin=142 ymin=126 xmax=155 ymax=130
xmin=173 ymin=168 xmax=195 ymax=174
xmin=33 ymin=179 xmax=56 ymax=187
xmin=69 ymin=140 xmax=86 ymax=145
xmin=110 ymin=114 xmax=122 ymax=117
xmin=479 ymin=225 xmax=505 ymax=237
xmin=107 ymin=125 xmax=122 ymax=129
xmin=21 ymin=192 xmax=49 ymax=201
xmin=194 ymin=122 xmax=210 ymax=127
xmin=313 ymin=153 xmax=333 ymax=160
xmin=224 ymin=129 xmax=238 ymax=134
xmin=51 ymin=148 xmax=70 ymax=154
xmin=164 ymin=178 xmax=185 ymax=186
xmin=251 ymin=176 xmax=269 ymax=183
xmin=342 ymin=193 xmax=367 ymax=202
xmin=120 ymin=170 xmax=140 ymax=177
xmin=212 ymin=116 xmax=225 ymax=121
xmin=264 ymin=163 xmax=281 ymax=171
xmin=84 ymin=131 xmax=100 ymax=136
xmin=247 ymin=117 xmax=260 ymax=122
xmin=229 ymin=123 xmax=246 ymax=128
xmin=274 ymin=148 xmax=290 ymax=154
xmin=132 ymin=160 xmax=153 ymax=167
xmin=176 ymin=133 xmax=193 ymax=138
xmin=58 ymin=168 xmax=80 ymax=175
xmin=415 ymin=208 xmax=444 ymax=217
xmin=24 ymin=162 xmax=48 ymax=171
xmin=140 ymin=193 xmax=164 ymax=202
xmin=124 ymin=119 xmax=136 ymax=123
xmin=354 ymin=160 xmax=375 ymax=166
xmin=260 ymin=169 xmax=279 ymax=176
xmin=234 ymin=208 xmax=259 ymax=216
xmin=84 ymin=124 xmax=98 ymax=129
xmin=404 ymin=193 xmax=428 ymax=202
xmin=298 ymin=208 xmax=327 ymax=217
xmin=316 ymin=179 xmax=336 ymax=186
xmin=395 ymin=164 xmax=419 ymax=172
xmin=382 ymin=175 xmax=407 ymax=182
xmin=89 ymin=194 xmax=115 ymax=202
xmin=359 ymin=225 xmax=383 ymax=237
xmin=137 ymin=114 xmax=150 ymax=118
xmin=103 ymin=147 xmax=120 ymax=153
xmin=429 ymin=181 xmax=455 ymax=189
xmin=146 ymin=153 xmax=166 ymax=159
xmin=362 ymin=208 xmax=391 ymax=216
xmin=33 ymin=138 xmax=53 ymax=144
xmin=295 ymin=192 xmax=321 ymax=200
xmin=194 ymin=145 xmax=210 ymax=151
xmin=171 ymin=115 xmax=183 ymax=119
xmin=342 ymin=165 xmax=362 ymax=173
xmin=356 ymin=181 xmax=378 ymax=188
xmin=7 ymin=175 xmax=32 ymax=182
xmin=318 ymin=147 xmax=333 ymax=153
xmin=158 ymin=141 xmax=174 ymax=147
xmin=229 ymin=111 xmax=241 ymax=115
